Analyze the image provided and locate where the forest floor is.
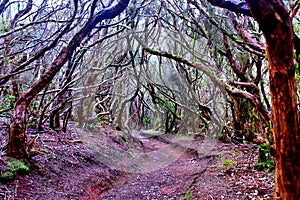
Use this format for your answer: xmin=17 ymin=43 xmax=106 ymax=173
xmin=0 ymin=123 xmax=274 ymax=200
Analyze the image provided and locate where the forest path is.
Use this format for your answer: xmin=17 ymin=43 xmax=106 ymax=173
xmin=0 ymin=125 xmax=273 ymax=200
xmin=98 ymin=134 xmax=210 ymax=199
xmin=91 ymin=130 xmax=273 ymax=200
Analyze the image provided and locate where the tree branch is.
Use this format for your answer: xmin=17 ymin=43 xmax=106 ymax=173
xmin=205 ymin=0 xmax=300 ymax=57
xmin=18 ymin=0 xmax=130 ymax=104
xmin=10 ymin=0 xmax=33 ymax=27
xmin=206 ymin=0 xmax=251 ymax=16
xmin=0 ymin=0 xmax=9 ymax=14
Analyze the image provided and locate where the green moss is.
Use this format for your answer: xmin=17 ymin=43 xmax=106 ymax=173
xmin=0 ymin=159 xmax=30 ymax=183
xmin=184 ymin=188 xmax=192 ymax=200
xmin=128 ymin=151 xmax=135 ymax=159
xmin=8 ymin=160 xmax=30 ymax=174
xmin=0 ymin=171 xmax=15 ymax=182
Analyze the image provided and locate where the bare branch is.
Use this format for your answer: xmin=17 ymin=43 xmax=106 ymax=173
xmin=10 ymin=0 xmax=33 ymax=28
xmin=203 ymin=0 xmax=251 ymax=16
xmin=0 ymin=0 xmax=9 ymax=14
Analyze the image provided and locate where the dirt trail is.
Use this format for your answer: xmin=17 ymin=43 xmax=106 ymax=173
xmin=0 ymin=125 xmax=273 ymax=199
xmin=98 ymin=135 xmax=207 ymax=199
xmin=95 ymin=131 xmax=274 ymax=200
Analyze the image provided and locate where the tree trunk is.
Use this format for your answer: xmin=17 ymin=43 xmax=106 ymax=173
xmin=7 ymin=101 xmax=28 ymax=159
xmin=246 ymin=0 xmax=300 ymax=199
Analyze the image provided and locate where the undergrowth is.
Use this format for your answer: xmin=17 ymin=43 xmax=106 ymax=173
xmin=0 ymin=158 xmax=30 ymax=182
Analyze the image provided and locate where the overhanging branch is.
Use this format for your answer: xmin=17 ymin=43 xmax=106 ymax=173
xmin=205 ymin=0 xmax=300 ymax=56
xmin=206 ymin=0 xmax=251 ymax=16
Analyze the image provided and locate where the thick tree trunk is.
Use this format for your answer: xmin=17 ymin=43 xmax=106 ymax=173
xmin=7 ymin=101 xmax=28 ymax=159
xmin=246 ymin=0 xmax=300 ymax=199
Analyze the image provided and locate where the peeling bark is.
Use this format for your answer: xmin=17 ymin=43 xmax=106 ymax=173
xmin=245 ymin=0 xmax=300 ymax=199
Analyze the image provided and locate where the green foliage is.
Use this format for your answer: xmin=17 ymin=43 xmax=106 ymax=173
xmin=165 ymin=100 xmax=175 ymax=113
xmin=219 ymin=157 xmax=237 ymax=172
xmin=193 ymin=31 xmax=199 ymax=40
xmin=218 ymin=152 xmax=239 ymax=172
xmin=28 ymin=117 xmax=37 ymax=127
xmin=251 ymin=108 xmax=260 ymax=120
xmin=157 ymin=99 xmax=164 ymax=107
xmin=3 ymin=57 xmax=9 ymax=64
xmin=232 ymin=151 xmax=238 ymax=159
xmin=94 ymin=114 xmax=111 ymax=125
xmin=184 ymin=188 xmax=192 ymax=200
xmin=7 ymin=160 xmax=29 ymax=173
xmin=0 ymin=159 xmax=30 ymax=183
xmin=33 ymin=100 xmax=41 ymax=109
xmin=293 ymin=19 xmax=300 ymax=34
xmin=128 ymin=151 xmax=135 ymax=159
xmin=0 ymin=94 xmax=16 ymax=123
xmin=0 ymin=17 xmax=10 ymax=32
xmin=0 ymin=94 xmax=16 ymax=110
xmin=142 ymin=116 xmax=150 ymax=125
xmin=257 ymin=143 xmax=275 ymax=172
xmin=0 ymin=171 xmax=15 ymax=182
